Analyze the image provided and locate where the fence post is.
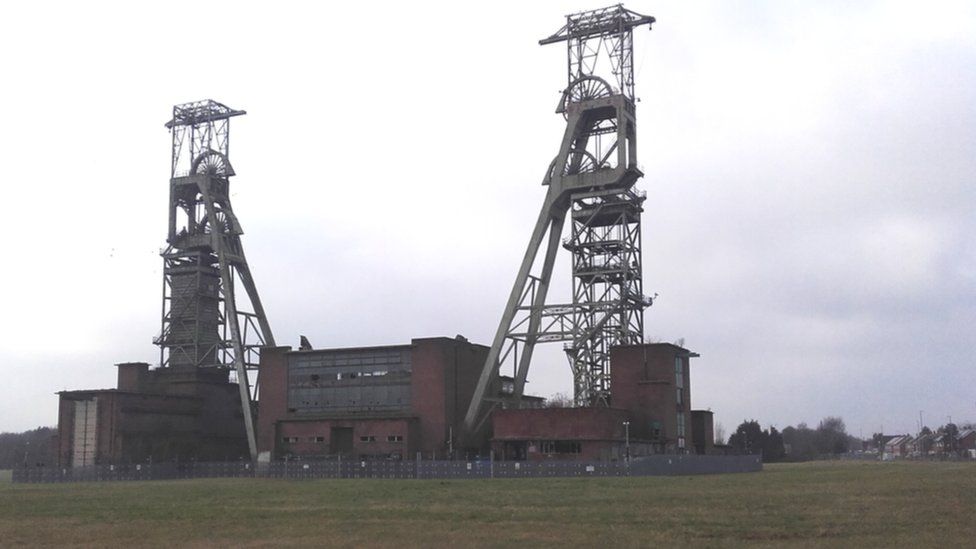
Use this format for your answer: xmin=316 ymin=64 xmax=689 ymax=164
xmin=490 ymin=449 xmax=494 ymax=479
xmin=415 ymin=452 xmax=421 ymax=480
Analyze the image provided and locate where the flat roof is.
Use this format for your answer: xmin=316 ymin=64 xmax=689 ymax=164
xmin=285 ymin=335 xmax=487 ymax=356
xmin=613 ymin=341 xmax=700 ymax=357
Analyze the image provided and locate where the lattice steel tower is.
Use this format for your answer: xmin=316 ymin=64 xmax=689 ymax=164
xmin=156 ymin=100 xmax=275 ymax=459
xmin=465 ymin=5 xmax=655 ymax=431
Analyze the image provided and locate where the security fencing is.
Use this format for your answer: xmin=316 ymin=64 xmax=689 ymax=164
xmin=12 ymin=454 xmax=761 ymax=483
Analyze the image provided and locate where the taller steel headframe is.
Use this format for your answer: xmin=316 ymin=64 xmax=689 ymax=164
xmin=155 ymin=99 xmax=275 ymax=459
xmin=465 ymin=5 xmax=655 ymax=432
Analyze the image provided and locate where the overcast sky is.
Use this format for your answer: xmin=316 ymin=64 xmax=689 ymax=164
xmin=0 ymin=1 xmax=973 ymax=437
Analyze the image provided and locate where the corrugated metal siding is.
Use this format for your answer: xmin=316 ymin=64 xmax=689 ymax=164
xmin=71 ymin=399 xmax=98 ymax=467
xmin=288 ymin=349 xmax=412 ymax=414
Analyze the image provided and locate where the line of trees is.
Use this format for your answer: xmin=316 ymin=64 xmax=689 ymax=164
xmin=727 ymin=417 xmax=859 ymax=462
xmin=0 ymin=427 xmax=57 ymax=469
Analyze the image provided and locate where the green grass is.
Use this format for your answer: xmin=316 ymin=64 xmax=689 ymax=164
xmin=1 ymin=461 xmax=973 ymax=547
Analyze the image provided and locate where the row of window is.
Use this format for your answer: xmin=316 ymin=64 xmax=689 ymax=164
xmin=305 ymin=370 xmax=393 ymax=382
xmin=674 ymin=356 xmax=684 ymax=388
xmin=675 ymin=357 xmax=686 ymax=413
xmin=539 ymin=440 xmax=582 ymax=454
xmin=282 ymin=436 xmax=321 ymax=443
xmin=281 ymin=435 xmax=404 ymax=444
xmin=291 ymin=351 xmax=409 ymax=369
xmin=360 ymin=435 xmax=403 ymax=443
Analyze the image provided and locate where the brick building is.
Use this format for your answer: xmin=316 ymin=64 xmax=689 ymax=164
xmin=492 ymin=407 xmax=630 ymax=461
xmin=256 ymin=336 xmax=497 ymax=461
xmin=691 ymin=410 xmax=715 ymax=455
xmin=56 ymin=363 xmax=248 ymax=466
xmin=491 ymin=343 xmax=717 ymax=461
xmin=56 ymin=340 xmax=721 ymax=465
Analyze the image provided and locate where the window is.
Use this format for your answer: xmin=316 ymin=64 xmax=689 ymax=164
xmin=555 ymin=441 xmax=582 ymax=454
xmin=359 ymin=435 xmax=376 ymax=443
xmin=540 ymin=440 xmax=582 ymax=454
xmin=677 ymin=413 xmax=686 ymax=438
xmin=387 ymin=435 xmax=403 ymax=443
xmin=282 ymin=436 xmax=299 ymax=443
xmin=676 ymin=388 xmax=683 ymax=406
xmin=674 ymin=357 xmax=684 ymax=389
xmin=651 ymin=421 xmax=662 ymax=440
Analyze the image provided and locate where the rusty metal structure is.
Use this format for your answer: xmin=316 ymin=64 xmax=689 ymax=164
xmin=465 ymin=5 xmax=655 ymax=432
xmin=156 ymin=100 xmax=275 ymax=459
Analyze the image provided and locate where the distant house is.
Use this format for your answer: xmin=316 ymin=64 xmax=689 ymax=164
xmin=932 ymin=433 xmax=961 ymax=456
xmin=883 ymin=434 xmax=912 ymax=460
xmin=911 ymin=433 xmax=935 ymax=457
xmin=957 ymin=430 xmax=975 ymax=455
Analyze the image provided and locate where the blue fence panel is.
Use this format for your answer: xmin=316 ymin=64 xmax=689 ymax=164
xmin=12 ymin=454 xmax=761 ymax=483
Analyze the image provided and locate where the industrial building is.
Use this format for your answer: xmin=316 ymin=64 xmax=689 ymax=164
xmin=57 ymin=364 xmax=247 ymax=466
xmin=53 ymin=6 xmax=731 ymax=468
xmin=56 ymin=99 xmax=273 ymax=467
xmin=255 ymin=337 xmax=494 ymax=461
xmin=253 ymin=339 xmax=715 ymax=462
xmin=491 ymin=343 xmax=714 ymax=461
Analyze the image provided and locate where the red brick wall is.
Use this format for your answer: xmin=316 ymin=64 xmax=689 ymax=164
xmin=959 ymin=432 xmax=976 ymax=451
xmin=492 ymin=408 xmax=629 ymax=461
xmin=256 ymin=338 xmax=490 ymax=460
xmin=278 ymin=418 xmax=414 ymax=459
xmin=410 ymin=337 xmax=490 ymax=458
xmin=610 ymin=343 xmax=693 ymax=450
xmin=493 ymin=407 xmax=630 ymax=440
xmin=691 ymin=410 xmax=715 ymax=454
xmin=116 ymin=363 xmax=149 ymax=392
xmin=56 ymin=395 xmax=75 ymax=467
xmin=257 ymin=346 xmax=291 ymax=457
xmin=410 ymin=339 xmax=448 ymax=458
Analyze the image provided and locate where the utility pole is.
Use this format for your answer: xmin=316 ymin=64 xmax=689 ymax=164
xmin=623 ymin=421 xmax=631 ymax=463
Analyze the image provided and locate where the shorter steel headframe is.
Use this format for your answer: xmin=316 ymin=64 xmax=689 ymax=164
xmin=157 ymin=100 xmax=274 ymax=460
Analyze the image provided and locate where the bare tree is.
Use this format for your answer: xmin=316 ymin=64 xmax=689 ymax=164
xmin=544 ymin=392 xmax=574 ymax=408
xmin=714 ymin=422 xmax=726 ymax=445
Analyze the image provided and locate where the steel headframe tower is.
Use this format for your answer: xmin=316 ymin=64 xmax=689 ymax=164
xmin=465 ymin=5 xmax=655 ymax=432
xmin=156 ymin=99 xmax=275 ymax=459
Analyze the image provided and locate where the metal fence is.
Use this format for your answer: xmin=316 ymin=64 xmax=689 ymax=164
xmin=12 ymin=454 xmax=762 ymax=483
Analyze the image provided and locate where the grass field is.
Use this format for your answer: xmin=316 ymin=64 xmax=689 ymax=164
xmin=1 ymin=461 xmax=973 ymax=547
